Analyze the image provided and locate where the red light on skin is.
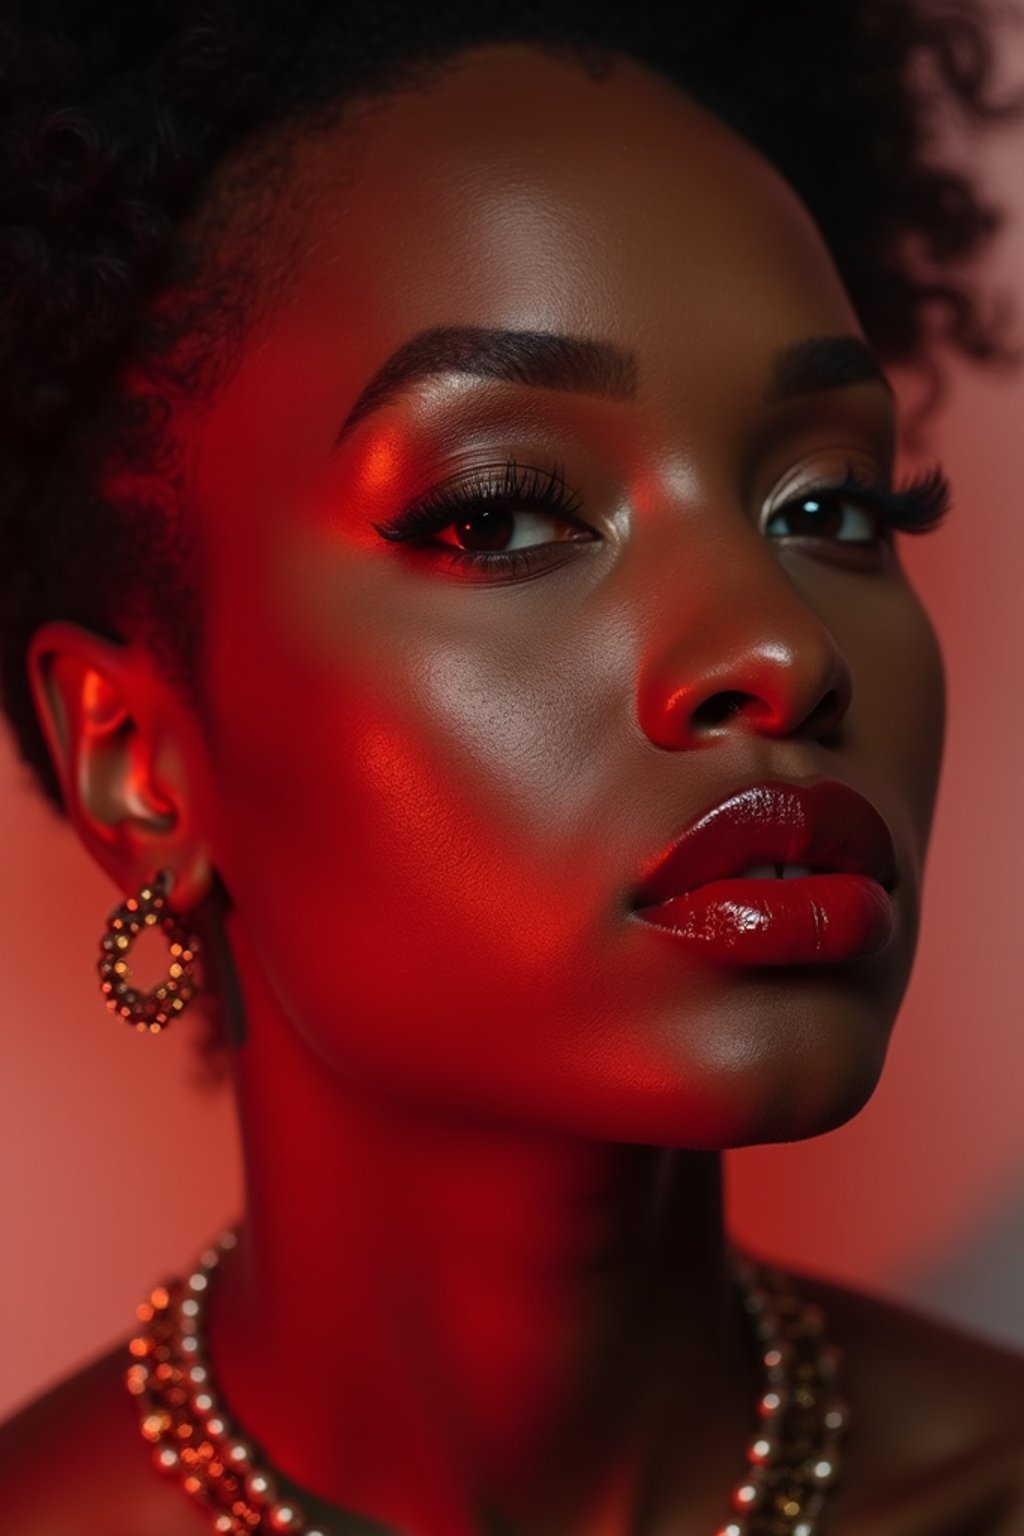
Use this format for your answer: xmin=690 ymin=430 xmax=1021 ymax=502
xmin=323 ymin=425 xmax=416 ymax=551
xmin=359 ymin=431 xmax=404 ymax=495
xmin=141 ymin=35 xmax=949 ymax=1534
xmin=82 ymin=668 xmax=127 ymax=729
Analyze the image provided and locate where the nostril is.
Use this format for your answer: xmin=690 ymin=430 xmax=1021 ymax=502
xmin=691 ymin=691 xmax=752 ymax=730
xmin=687 ymin=691 xmax=752 ymax=731
xmin=690 ymin=683 xmax=848 ymax=741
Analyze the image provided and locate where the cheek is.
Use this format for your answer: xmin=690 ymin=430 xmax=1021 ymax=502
xmin=200 ymin=559 xmax=642 ymax=1102
xmin=850 ymin=576 xmax=946 ymax=865
xmin=196 ymin=540 xmax=942 ymax=1143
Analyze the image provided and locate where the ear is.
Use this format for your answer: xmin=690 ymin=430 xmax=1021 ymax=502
xmin=25 ymin=620 xmax=216 ymax=913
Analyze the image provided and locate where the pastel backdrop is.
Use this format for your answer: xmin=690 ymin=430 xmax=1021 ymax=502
xmin=3 ymin=74 xmax=1024 ymax=1422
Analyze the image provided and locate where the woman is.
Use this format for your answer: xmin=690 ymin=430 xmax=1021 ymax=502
xmin=1 ymin=0 xmax=1023 ymax=1531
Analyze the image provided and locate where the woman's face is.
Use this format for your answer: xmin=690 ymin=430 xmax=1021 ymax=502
xmin=188 ymin=43 xmax=945 ymax=1146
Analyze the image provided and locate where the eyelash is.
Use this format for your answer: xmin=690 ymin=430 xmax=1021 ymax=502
xmin=372 ymin=458 xmax=952 ymax=576
xmin=372 ymin=461 xmax=586 ymax=577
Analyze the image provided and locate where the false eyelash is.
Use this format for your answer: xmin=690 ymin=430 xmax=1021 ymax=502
xmin=372 ymin=458 xmax=584 ymax=544
xmin=371 ymin=455 xmax=953 ymax=565
xmin=830 ymin=462 xmax=952 ymax=532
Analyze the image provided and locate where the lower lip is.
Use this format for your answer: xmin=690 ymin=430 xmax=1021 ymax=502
xmin=632 ymin=874 xmax=895 ymax=966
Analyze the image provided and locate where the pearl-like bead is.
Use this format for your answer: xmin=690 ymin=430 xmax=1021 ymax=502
xmin=268 ymin=1500 xmax=306 ymax=1530
xmin=245 ymin=1468 xmax=278 ymax=1504
xmin=746 ymin=1434 xmax=776 ymax=1464
xmin=732 ymin=1478 xmax=763 ymax=1512
xmin=225 ymin=1437 xmax=255 ymax=1467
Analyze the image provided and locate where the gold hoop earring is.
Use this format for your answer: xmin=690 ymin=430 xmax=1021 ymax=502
xmin=98 ymin=869 xmax=202 ymax=1034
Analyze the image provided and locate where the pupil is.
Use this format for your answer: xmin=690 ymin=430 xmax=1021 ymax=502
xmin=792 ymin=496 xmax=841 ymax=537
xmin=454 ymin=507 xmax=515 ymax=551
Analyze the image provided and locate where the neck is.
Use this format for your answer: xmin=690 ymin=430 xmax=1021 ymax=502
xmin=203 ymin=927 xmax=757 ymax=1536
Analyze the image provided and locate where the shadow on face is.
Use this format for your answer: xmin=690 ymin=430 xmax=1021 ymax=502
xmin=178 ymin=42 xmax=945 ymax=1147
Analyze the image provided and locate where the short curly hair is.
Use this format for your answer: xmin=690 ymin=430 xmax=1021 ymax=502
xmin=2 ymin=0 xmax=1021 ymax=822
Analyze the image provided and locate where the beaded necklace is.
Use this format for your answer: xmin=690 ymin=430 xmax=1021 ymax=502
xmin=127 ymin=1226 xmax=848 ymax=1536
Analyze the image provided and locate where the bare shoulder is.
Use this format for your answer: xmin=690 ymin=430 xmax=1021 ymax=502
xmin=0 ymin=1337 xmax=209 ymax=1536
xmin=789 ymin=1266 xmax=1024 ymax=1534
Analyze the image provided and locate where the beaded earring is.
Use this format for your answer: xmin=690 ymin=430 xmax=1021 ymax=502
xmin=98 ymin=869 xmax=202 ymax=1033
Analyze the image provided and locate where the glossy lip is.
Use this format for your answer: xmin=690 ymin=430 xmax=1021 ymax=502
xmin=630 ymin=778 xmax=898 ymax=911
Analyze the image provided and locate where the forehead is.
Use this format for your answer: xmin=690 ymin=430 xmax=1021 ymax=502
xmin=228 ymin=43 xmax=856 ymax=354
xmin=196 ymin=42 xmax=861 ymax=512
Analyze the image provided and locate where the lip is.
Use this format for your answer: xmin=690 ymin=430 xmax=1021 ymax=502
xmin=632 ymin=778 xmax=898 ymax=905
xmin=629 ymin=778 xmax=899 ymax=967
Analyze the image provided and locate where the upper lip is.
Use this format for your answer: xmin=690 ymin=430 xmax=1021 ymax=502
xmin=631 ymin=777 xmax=898 ymax=908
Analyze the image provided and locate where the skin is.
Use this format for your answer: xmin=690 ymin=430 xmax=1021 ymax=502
xmin=8 ymin=40 xmax=1024 ymax=1536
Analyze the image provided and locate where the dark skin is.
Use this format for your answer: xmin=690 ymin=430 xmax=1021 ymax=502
xmin=3 ymin=42 xmax=1024 ymax=1536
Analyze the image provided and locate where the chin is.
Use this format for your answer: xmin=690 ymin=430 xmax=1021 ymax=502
xmin=718 ymin=1063 xmax=885 ymax=1150
xmin=690 ymin=1029 xmax=890 ymax=1151
xmin=583 ymin=983 xmax=899 ymax=1151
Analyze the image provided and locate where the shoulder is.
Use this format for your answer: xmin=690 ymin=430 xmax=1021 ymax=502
xmin=788 ymin=1266 xmax=1024 ymax=1534
xmin=0 ymin=1337 xmax=209 ymax=1536
xmin=4 ymin=1285 xmax=1024 ymax=1536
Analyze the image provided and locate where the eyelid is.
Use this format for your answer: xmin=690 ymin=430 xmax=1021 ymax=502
xmin=372 ymin=459 xmax=589 ymax=544
xmin=759 ymin=459 xmax=951 ymax=539
xmin=761 ymin=454 xmax=888 ymax=514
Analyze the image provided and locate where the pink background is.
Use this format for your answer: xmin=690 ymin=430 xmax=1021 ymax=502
xmin=3 ymin=89 xmax=1024 ymax=1423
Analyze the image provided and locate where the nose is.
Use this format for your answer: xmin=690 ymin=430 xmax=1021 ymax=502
xmin=635 ymin=536 xmax=853 ymax=751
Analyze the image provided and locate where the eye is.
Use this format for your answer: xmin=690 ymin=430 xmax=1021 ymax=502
xmin=433 ymin=504 xmax=592 ymax=553
xmin=762 ymin=488 xmax=881 ymax=545
xmin=372 ymin=459 xmax=597 ymax=578
xmin=760 ymin=466 xmax=951 ymax=547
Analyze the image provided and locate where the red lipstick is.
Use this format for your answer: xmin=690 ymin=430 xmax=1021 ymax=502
xmin=630 ymin=779 xmax=898 ymax=966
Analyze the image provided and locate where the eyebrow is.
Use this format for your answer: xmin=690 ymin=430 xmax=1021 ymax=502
xmin=333 ymin=326 xmax=890 ymax=445
xmin=335 ymin=327 xmax=637 ymax=444
xmin=768 ymin=335 xmax=892 ymax=403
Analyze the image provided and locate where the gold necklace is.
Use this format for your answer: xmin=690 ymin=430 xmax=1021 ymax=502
xmin=126 ymin=1226 xmax=849 ymax=1536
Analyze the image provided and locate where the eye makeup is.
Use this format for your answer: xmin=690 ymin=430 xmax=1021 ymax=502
xmin=370 ymin=455 xmax=952 ymax=579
